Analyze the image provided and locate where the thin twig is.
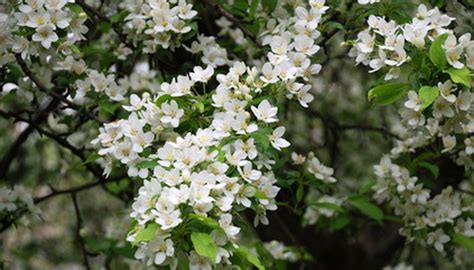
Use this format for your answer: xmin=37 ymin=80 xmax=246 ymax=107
xmin=71 ymin=193 xmax=91 ymax=270
xmin=202 ymin=0 xmax=262 ymax=47
xmin=456 ymin=188 xmax=474 ymax=196
xmin=76 ymin=0 xmax=136 ymax=50
xmin=336 ymin=124 xmax=402 ymax=140
xmin=14 ymin=55 xmax=104 ymax=124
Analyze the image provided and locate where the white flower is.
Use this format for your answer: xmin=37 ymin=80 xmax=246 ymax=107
xmin=189 ymin=251 xmax=212 ymax=270
xmin=26 ymin=10 xmax=50 ymax=28
xmin=238 ymin=162 xmax=262 ymax=182
xmin=154 ymin=209 xmax=182 ymax=230
xmin=32 ymin=24 xmax=58 ymax=49
xmin=269 ymin=126 xmax=290 ymax=150
xmin=251 ymin=100 xmax=278 ymax=123
xmin=465 ymin=137 xmax=474 ymax=155
xmin=270 ymin=35 xmax=291 ymax=55
xmin=291 ymin=152 xmax=306 ymax=164
xmin=177 ymin=0 xmax=198 ymax=20
xmin=443 ymin=35 xmax=465 ymax=69
xmin=296 ymin=84 xmax=314 ymax=108
xmin=190 ymin=66 xmax=214 ymax=83
xmin=307 ymin=157 xmax=336 ymax=183
xmin=395 ymin=175 xmax=416 ymax=193
xmin=441 ymin=135 xmax=456 ymax=153
xmin=219 ymin=213 xmax=240 ymax=240
xmin=410 ymin=185 xmax=430 ymax=204
xmin=160 ymin=100 xmax=184 ymax=128
xmin=400 ymin=108 xmax=425 ymax=126
xmin=427 ymin=229 xmax=450 ymax=252
xmin=403 ymin=19 xmax=430 ymax=48
xmin=135 ymin=236 xmax=175 ymax=265
xmin=234 ymin=139 xmax=257 ymax=160
xmin=438 ymin=80 xmax=456 ymax=103
xmin=260 ymin=63 xmax=280 ymax=84
xmin=456 ymin=91 xmax=472 ymax=111
xmin=456 ymin=219 xmax=474 ymax=237
xmin=432 ymin=98 xmax=455 ymax=118
xmin=404 ymin=91 xmax=422 ymax=111
xmin=294 ymin=35 xmax=320 ymax=55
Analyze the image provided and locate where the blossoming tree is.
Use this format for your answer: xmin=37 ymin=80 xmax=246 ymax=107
xmin=0 ymin=0 xmax=473 ymax=269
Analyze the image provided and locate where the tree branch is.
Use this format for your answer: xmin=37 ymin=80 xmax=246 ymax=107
xmin=0 ymin=98 xmax=59 ymax=180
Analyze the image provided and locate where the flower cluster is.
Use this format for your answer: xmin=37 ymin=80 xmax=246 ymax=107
xmin=121 ymin=0 xmax=197 ymax=52
xmin=256 ymin=0 xmax=328 ymax=106
xmin=347 ymin=4 xmax=474 ymax=262
xmin=348 ymin=4 xmax=470 ymax=80
xmin=304 ymin=192 xmax=343 ymax=225
xmin=373 ymin=157 xmax=473 ymax=259
xmin=119 ymin=62 xmax=292 ymax=267
xmin=92 ymin=0 xmax=332 ymax=267
xmin=17 ymin=0 xmax=87 ymax=48
xmin=0 ymin=0 xmax=88 ymax=66
xmin=185 ymin=34 xmax=230 ymax=68
xmin=264 ymin=240 xmax=300 ymax=262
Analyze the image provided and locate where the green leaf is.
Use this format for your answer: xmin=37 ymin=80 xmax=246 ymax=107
xmin=419 ymin=86 xmax=439 ymax=110
xmin=429 ymin=33 xmax=449 ymax=69
xmin=251 ymin=132 xmax=270 ymax=151
xmin=82 ymin=152 xmax=100 ymax=165
xmin=134 ymin=223 xmax=159 ymax=244
xmin=114 ymin=243 xmax=136 ymax=259
xmin=254 ymin=189 xmax=268 ymax=200
xmin=193 ymin=101 xmax=205 ymax=113
xmin=85 ymin=238 xmax=116 ymax=253
xmin=452 ymin=233 xmax=474 ymax=252
xmin=155 ymin=94 xmax=173 ymax=106
xmin=296 ymin=184 xmax=304 ymax=204
xmin=262 ymin=0 xmax=277 ymax=12
xmin=106 ymin=179 xmax=129 ymax=194
xmin=330 ymin=215 xmax=350 ymax=231
xmin=110 ymin=10 xmax=129 ymax=23
xmin=359 ymin=179 xmax=377 ymax=194
xmin=191 ymin=232 xmax=218 ymax=262
xmin=348 ymin=197 xmax=384 ymax=222
xmin=308 ymin=202 xmax=344 ymax=212
xmin=188 ymin=214 xmax=220 ymax=229
xmin=418 ymin=162 xmax=439 ymax=179
xmin=136 ymin=160 xmax=158 ymax=169
xmin=323 ymin=21 xmax=345 ymax=32
xmin=67 ymin=3 xmax=85 ymax=15
xmin=235 ymin=246 xmax=265 ymax=270
xmin=367 ymin=83 xmax=410 ymax=106
xmin=444 ymin=67 xmax=471 ymax=87
xmin=249 ymin=0 xmax=259 ymax=19
xmin=99 ymin=100 xmax=119 ymax=114
xmin=70 ymin=44 xmax=81 ymax=54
